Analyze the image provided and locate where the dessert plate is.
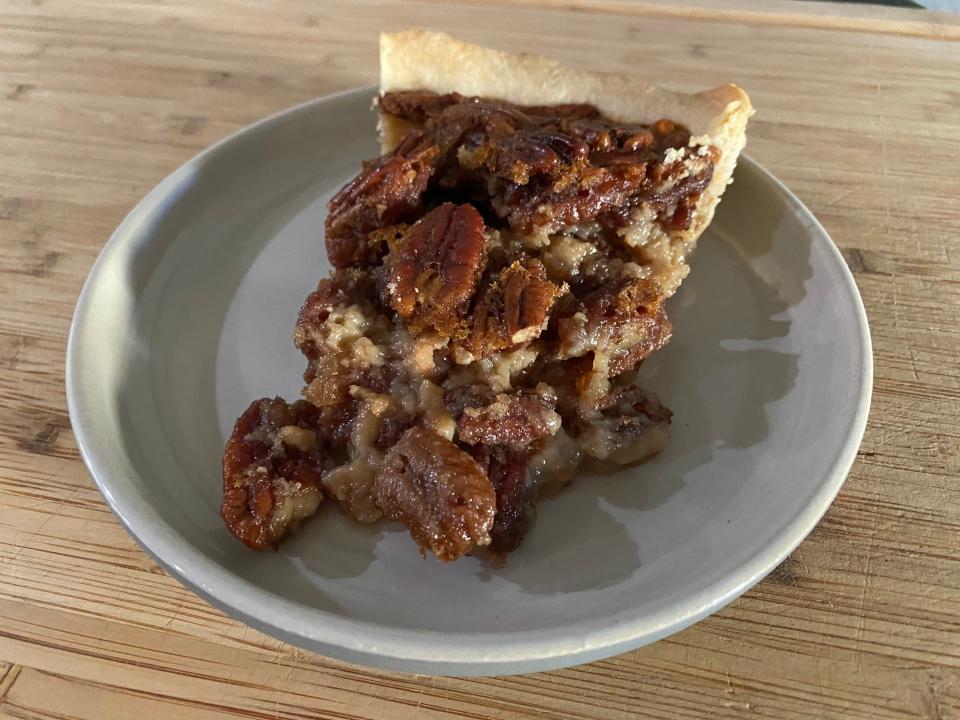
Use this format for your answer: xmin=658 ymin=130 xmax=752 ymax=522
xmin=67 ymin=87 xmax=872 ymax=676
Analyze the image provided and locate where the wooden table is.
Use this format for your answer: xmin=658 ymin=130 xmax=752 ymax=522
xmin=2 ymin=1 xmax=959 ymax=717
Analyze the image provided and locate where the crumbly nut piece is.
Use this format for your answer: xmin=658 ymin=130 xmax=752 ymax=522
xmin=322 ymin=458 xmax=383 ymax=524
xmin=375 ymin=427 xmax=496 ymax=561
xmin=462 ymin=259 xmax=565 ymax=358
xmin=557 ymin=277 xmax=672 ymax=379
xmin=325 ymin=132 xmax=439 ymax=269
xmin=540 ymin=234 xmax=600 ymax=281
xmin=457 ymin=390 xmax=561 ymax=449
xmin=344 ymin=387 xmax=398 ymax=459
xmin=294 ymin=271 xmax=395 ymax=408
xmin=221 ymin=397 xmax=328 ymax=549
xmin=578 ymin=384 xmax=673 ymax=463
xmin=384 ymin=202 xmax=487 ymax=337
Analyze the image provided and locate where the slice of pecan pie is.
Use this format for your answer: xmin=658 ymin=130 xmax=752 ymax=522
xmin=221 ymin=31 xmax=752 ymax=563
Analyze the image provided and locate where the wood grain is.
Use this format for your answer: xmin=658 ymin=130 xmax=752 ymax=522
xmin=1 ymin=0 xmax=959 ymax=718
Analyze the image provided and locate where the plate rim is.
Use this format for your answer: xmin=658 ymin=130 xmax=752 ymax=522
xmin=66 ymin=86 xmax=873 ymax=676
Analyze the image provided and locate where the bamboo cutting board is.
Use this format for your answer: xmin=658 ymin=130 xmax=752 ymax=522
xmin=1 ymin=1 xmax=959 ymax=717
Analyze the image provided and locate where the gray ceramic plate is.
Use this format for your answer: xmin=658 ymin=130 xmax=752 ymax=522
xmin=67 ymin=87 xmax=872 ymax=676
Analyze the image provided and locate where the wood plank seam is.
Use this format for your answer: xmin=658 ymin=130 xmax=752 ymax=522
xmin=0 ymin=664 xmax=23 ymax=700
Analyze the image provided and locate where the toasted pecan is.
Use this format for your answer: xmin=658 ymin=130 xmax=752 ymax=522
xmin=375 ymin=427 xmax=496 ymax=561
xmin=463 ymin=260 xmax=565 ymax=358
xmin=221 ymin=398 xmax=328 ymax=549
xmin=384 ymin=203 xmax=487 ymax=337
xmin=325 ymin=132 xmax=439 ymax=269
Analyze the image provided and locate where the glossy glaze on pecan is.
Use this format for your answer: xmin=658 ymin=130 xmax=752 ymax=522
xmin=374 ymin=427 xmax=496 ymax=561
xmin=221 ymin=397 xmax=329 ymax=549
xmin=379 ymin=91 xmax=716 ymax=235
xmin=325 ymin=132 xmax=439 ymax=268
xmin=462 ymin=260 xmax=565 ymax=358
xmin=384 ymin=202 xmax=487 ymax=336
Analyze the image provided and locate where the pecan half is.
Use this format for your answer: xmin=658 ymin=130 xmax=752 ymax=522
xmin=384 ymin=202 xmax=487 ymax=337
xmin=325 ymin=132 xmax=439 ymax=269
xmin=221 ymin=397 xmax=329 ymax=549
xmin=463 ymin=259 xmax=565 ymax=358
xmin=374 ymin=426 xmax=495 ymax=561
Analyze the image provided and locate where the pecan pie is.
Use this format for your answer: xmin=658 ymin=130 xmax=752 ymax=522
xmin=221 ymin=31 xmax=752 ymax=563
